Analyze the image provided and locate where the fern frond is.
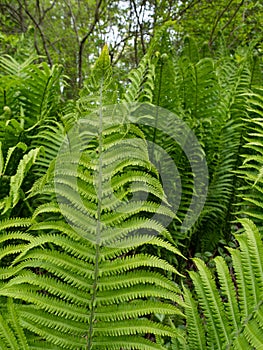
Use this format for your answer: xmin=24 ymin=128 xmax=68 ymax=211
xmin=183 ymin=218 xmax=263 ymax=349
xmin=183 ymin=286 xmax=206 ymax=350
xmin=0 ymin=46 xmax=184 ymax=349
xmin=124 ymin=55 xmax=155 ymax=104
xmin=0 ymin=298 xmax=29 ymax=350
xmin=189 ymin=258 xmax=232 ymax=348
xmin=236 ymin=91 xmax=263 ymax=232
xmin=9 ymin=148 xmax=42 ymax=207
xmin=214 ymin=256 xmax=240 ymax=330
xmin=188 ymin=43 xmax=253 ymax=251
xmin=30 ymin=121 xmax=65 ymax=177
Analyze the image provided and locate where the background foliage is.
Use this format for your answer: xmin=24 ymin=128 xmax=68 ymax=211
xmin=0 ymin=0 xmax=262 ymax=96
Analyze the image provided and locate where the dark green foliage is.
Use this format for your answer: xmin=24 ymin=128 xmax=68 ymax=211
xmin=0 ymin=56 xmax=65 ymax=219
xmin=123 ymin=26 xmax=262 ymax=254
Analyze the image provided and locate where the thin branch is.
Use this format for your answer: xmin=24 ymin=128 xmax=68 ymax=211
xmin=78 ymin=0 xmax=103 ymax=89
xmin=33 ymin=28 xmax=42 ymax=57
xmin=173 ymin=0 xmax=200 ymax=20
xmin=134 ymin=27 xmax=139 ymax=66
xmin=221 ymin=0 xmax=245 ymax=32
xmin=36 ymin=0 xmax=41 ymax=23
xmin=131 ymin=0 xmax=146 ymax=54
xmin=211 ymin=0 xmax=245 ymax=46
xmin=64 ymin=0 xmax=80 ymax=45
xmin=111 ymin=4 xmax=133 ymax=65
xmin=209 ymin=0 xmax=235 ymax=46
xmin=16 ymin=0 xmax=53 ymax=65
xmin=42 ymin=0 xmax=56 ymax=20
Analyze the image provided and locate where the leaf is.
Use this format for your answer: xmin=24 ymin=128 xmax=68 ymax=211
xmin=3 ymin=142 xmax=27 ymax=174
xmin=9 ymin=148 xmax=41 ymax=207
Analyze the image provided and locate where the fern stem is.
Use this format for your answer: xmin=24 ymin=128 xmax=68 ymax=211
xmin=150 ymin=58 xmax=163 ymax=157
xmin=86 ymin=83 xmax=104 ymax=350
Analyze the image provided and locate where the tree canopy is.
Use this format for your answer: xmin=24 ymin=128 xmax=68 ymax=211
xmin=1 ymin=0 xmax=262 ymax=95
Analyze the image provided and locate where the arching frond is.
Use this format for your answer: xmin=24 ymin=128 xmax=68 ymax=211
xmin=183 ymin=219 xmax=263 ymax=350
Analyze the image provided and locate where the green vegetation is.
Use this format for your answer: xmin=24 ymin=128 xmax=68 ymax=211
xmin=0 ymin=1 xmax=262 ymax=349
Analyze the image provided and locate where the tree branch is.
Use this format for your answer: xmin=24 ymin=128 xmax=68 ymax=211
xmin=65 ymin=0 xmax=80 ymax=45
xmin=173 ymin=0 xmax=200 ymax=20
xmin=209 ymin=0 xmax=235 ymax=46
xmin=221 ymin=0 xmax=245 ymax=32
xmin=78 ymin=0 xmax=103 ymax=89
xmin=131 ymin=0 xmax=146 ymax=55
xmin=211 ymin=0 xmax=245 ymax=46
xmin=16 ymin=0 xmax=53 ymax=65
xmin=42 ymin=0 xmax=56 ymax=20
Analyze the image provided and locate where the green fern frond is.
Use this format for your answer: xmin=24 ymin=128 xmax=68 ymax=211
xmin=0 ymin=298 xmax=29 ymax=350
xmin=187 ymin=42 xmax=255 ymax=251
xmin=0 ymin=55 xmax=38 ymax=77
xmin=236 ymin=92 xmax=263 ymax=231
xmin=214 ymin=256 xmax=240 ymax=330
xmin=30 ymin=121 xmax=65 ymax=177
xmin=0 ymin=218 xmax=32 ymax=230
xmin=183 ymin=218 xmax=263 ymax=349
xmin=79 ymin=44 xmax=117 ymax=112
xmin=0 ymin=55 xmax=63 ymax=130
xmin=189 ymin=258 xmax=232 ymax=348
xmin=181 ymin=36 xmax=200 ymax=64
xmin=9 ymin=148 xmax=42 ymax=207
xmin=0 ymin=148 xmax=42 ymax=218
xmin=183 ymin=286 xmax=206 ymax=350
xmin=0 ymin=46 xmax=184 ymax=349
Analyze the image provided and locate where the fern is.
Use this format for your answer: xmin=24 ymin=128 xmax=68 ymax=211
xmin=0 ymin=55 xmax=63 ymax=129
xmin=182 ymin=218 xmax=263 ymax=349
xmin=185 ymin=39 xmax=256 ymax=252
xmin=0 ymin=142 xmax=42 ymax=217
xmin=0 ymin=54 xmax=68 ymax=218
xmin=1 ymin=27 xmax=262 ymax=349
xmin=0 ymin=45 xmax=184 ymax=349
xmin=30 ymin=121 xmax=65 ymax=177
xmin=0 ymin=298 xmax=29 ymax=350
xmin=236 ymin=89 xmax=263 ymax=233
xmin=121 ymin=32 xmax=254 ymax=255
xmin=0 ymin=127 xmax=184 ymax=348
